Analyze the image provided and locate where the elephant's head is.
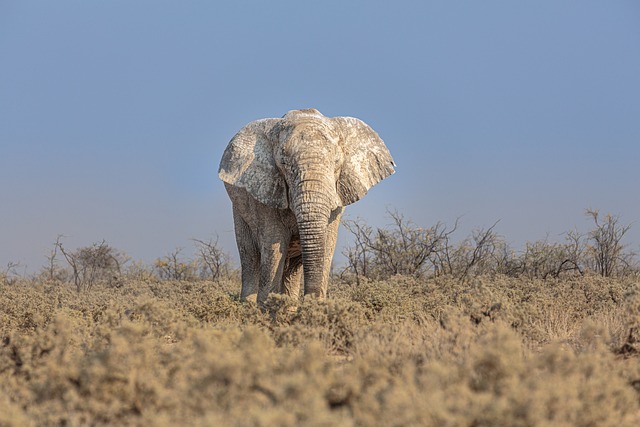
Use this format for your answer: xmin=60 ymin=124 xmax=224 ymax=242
xmin=219 ymin=108 xmax=395 ymax=296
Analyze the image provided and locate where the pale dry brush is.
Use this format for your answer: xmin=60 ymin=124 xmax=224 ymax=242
xmin=1 ymin=275 xmax=640 ymax=426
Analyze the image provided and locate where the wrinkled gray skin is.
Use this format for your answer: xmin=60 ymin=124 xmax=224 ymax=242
xmin=219 ymin=109 xmax=395 ymax=305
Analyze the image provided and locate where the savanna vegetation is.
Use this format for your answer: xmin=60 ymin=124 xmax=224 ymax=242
xmin=1 ymin=209 xmax=639 ymax=426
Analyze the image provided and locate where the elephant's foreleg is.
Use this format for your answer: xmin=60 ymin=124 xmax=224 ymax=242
xmin=257 ymin=239 xmax=288 ymax=306
xmin=282 ymin=254 xmax=303 ymax=298
xmin=232 ymin=209 xmax=260 ymax=302
xmin=321 ymin=207 xmax=343 ymax=297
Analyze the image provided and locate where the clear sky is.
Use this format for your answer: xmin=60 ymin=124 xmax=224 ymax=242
xmin=2 ymin=1 xmax=640 ymax=272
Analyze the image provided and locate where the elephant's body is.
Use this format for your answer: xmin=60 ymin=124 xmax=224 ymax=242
xmin=219 ymin=109 xmax=394 ymax=304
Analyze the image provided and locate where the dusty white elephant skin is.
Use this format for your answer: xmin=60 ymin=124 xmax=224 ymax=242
xmin=219 ymin=108 xmax=395 ymax=305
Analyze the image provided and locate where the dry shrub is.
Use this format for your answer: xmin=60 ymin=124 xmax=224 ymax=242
xmin=341 ymin=209 xmax=638 ymax=282
xmin=618 ymin=284 xmax=640 ymax=356
xmin=268 ymin=295 xmax=367 ymax=355
xmin=1 ymin=275 xmax=640 ymax=426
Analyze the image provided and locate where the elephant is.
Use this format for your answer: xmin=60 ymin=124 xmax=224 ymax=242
xmin=219 ymin=108 xmax=395 ymax=305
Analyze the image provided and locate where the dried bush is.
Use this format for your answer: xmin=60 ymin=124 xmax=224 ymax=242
xmin=584 ymin=209 xmax=636 ymax=277
xmin=341 ymin=208 xmax=637 ymax=283
xmin=154 ymin=247 xmax=197 ymax=281
xmin=342 ymin=214 xmax=512 ymax=283
xmin=617 ymin=284 xmax=640 ymax=356
xmin=517 ymin=231 xmax=584 ymax=279
xmin=430 ymin=220 xmax=508 ymax=281
xmin=1 ymin=262 xmax=21 ymax=286
xmin=154 ymin=240 xmax=234 ymax=282
xmin=2 ymin=274 xmax=639 ymax=426
xmin=193 ymin=236 xmax=231 ymax=281
xmin=342 ymin=210 xmax=454 ymax=282
xmin=54 ymin=237 xmax=126 ymax=292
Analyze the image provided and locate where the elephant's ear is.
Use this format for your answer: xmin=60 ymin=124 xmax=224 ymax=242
xmin=334 ymin=117 xmax=396 ymax=206
xmin=218 ymin=118 xmax=288 ymax=209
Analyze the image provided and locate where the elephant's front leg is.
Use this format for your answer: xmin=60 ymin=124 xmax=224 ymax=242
xmin=257 ymin=238 xmax=289 ymax=306
xmin=232 ymin=208 xmax=260 ymax=302
xmin=282 ymin=257 xmax=303 ymax=299
xmin=281 ymin=238 xmax=303 ymax=298
xmin=321 ymin=207 xmax=343 ymax=297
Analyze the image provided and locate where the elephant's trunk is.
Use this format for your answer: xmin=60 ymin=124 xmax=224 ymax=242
xmin=292 ymin=176 xmax=334 ymax=299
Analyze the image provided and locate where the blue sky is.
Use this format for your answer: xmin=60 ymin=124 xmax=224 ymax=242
xmin=1 ymin=1 xmax=639 ymax=272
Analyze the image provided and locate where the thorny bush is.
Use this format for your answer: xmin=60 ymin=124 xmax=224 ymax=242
xmin=341 ymin=208 xmax=638 ymax=282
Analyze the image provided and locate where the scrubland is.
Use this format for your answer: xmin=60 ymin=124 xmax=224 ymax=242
xmin=1 ymin=274 xmax=640 ymax=426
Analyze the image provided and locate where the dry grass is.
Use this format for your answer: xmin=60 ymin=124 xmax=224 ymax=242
xmin=1 ymin=275 xmax=640 ymax=426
